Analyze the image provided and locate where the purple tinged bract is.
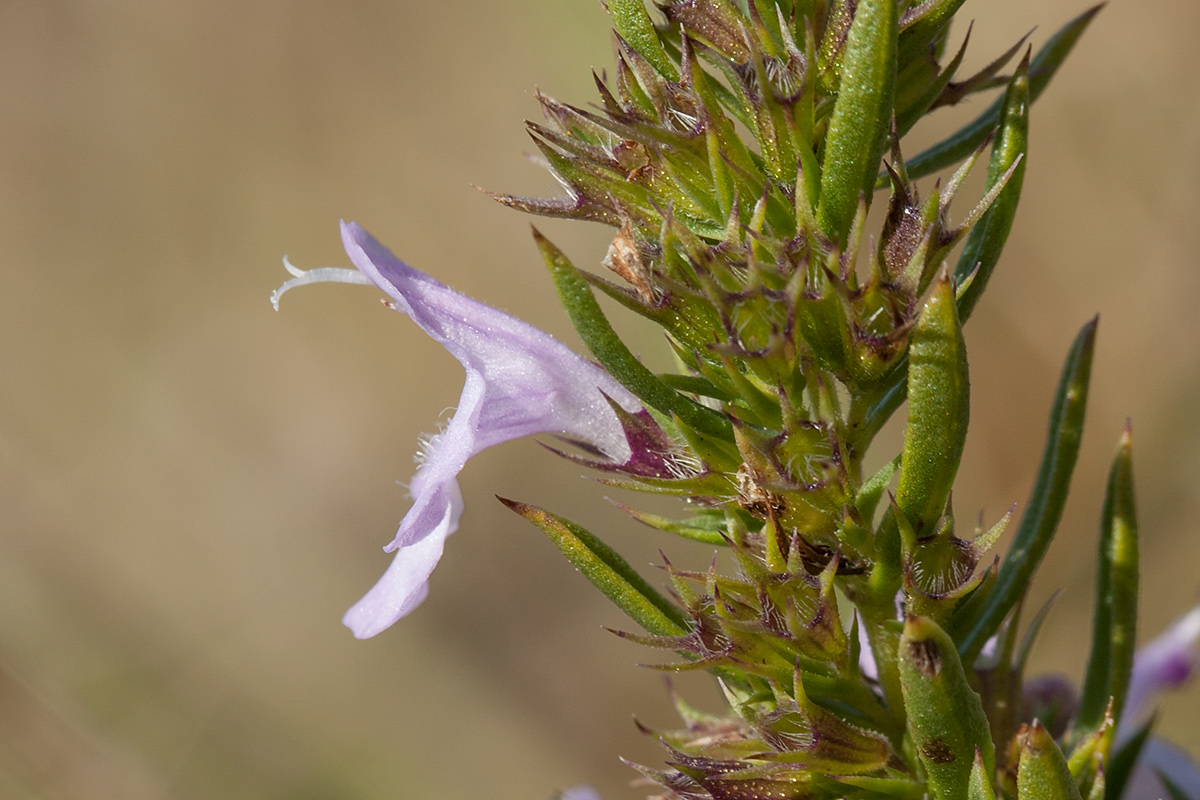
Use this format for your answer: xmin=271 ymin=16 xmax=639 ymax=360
xmin=274 ymin=221 xmax=642 ymax=638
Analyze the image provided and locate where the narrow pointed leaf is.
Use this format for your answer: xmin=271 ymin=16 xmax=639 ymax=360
xmin=817 ymin=0 xmax=897 ymax=244
xmin=1017 ymin=722 xmax=1083 ymax=800
xmin=1066 ymin=712 xmax=1113 ymax=783
xmin=1157 ymin=770 xmax=1197 ymax=800
xmin=897 ymin=0 xmax=967 ymax=71
xmin=969 ymin=748 xmax=999 ymax=800
xmin=612 ymin=501 xmax=730 ymax=545
xmin=958 ymin=317 xmax=1097 ymax=661
xmin=500 ymin=498 xmax=688 ymax=636
xmin=1105 ymin=720 xmax=1154 ymax=800
xmin=933 ymin=29 xmax=1032 ymax=109
xmin=900 ymin=5 xmax=1101 ymax=182
xmin=955 ymin=52 xmax=1030 ymax=322
xmin=1015 ymin=589 xmax=1063 ymax=676
xmin=858 ymin=454 xmax=902 ymax=525
xmin=945 ymin=560 xmax=998 ymax=641
xmin=1077 ymin=422 xmax=1139 ymax=735
xmin=658 ymin=373 xmax=737 ymax=402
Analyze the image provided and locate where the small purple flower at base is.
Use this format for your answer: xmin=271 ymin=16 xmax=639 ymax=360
xmin=1121 ymin=602 xmax=1200 ymax=744
xmin=273 ymin=221 xmax=642 ymax=638
xmin=1119 ymin=602 xmax=1200 ymax=800
xmin=1127 ymin=738 xmax=1200 ymax=800
xmin=558 ymin=787 xmax=602 ymax=800
xmin=1021 ymin=674 xmax=1077 ymax=739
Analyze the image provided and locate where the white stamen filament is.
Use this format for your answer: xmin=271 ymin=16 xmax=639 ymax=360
xmin=270 ymin=256 xmax=374 ymax=310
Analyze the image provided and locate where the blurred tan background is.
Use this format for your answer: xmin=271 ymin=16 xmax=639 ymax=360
xmin=1 ymin=1 xmax=1198 ymax=798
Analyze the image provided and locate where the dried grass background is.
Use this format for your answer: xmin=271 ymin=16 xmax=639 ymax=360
xmin=1 ymin=1 xmax=1198 ymax=798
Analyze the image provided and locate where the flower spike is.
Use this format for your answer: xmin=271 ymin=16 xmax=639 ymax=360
xmin=272 ymin=0 xmax=1200 ymax=796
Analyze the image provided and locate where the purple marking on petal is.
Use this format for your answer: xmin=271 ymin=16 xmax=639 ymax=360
xmin=337 ymin=221 xmax=643 ymax=637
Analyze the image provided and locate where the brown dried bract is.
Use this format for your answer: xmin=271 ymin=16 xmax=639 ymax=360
xmin=603 ymin=216 xmax=657 ymax=302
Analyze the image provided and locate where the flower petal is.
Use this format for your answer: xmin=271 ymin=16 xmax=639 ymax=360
xmin=1120 ymin=602 xmax=1200 ymax=743
xmin=559 ymin=788 xmax=603 ymax=800
xmin=342 ymin=481 xmax=462 ymax=638
xmin=1125 ymin=738 xmax=1200 ymax=800
xmin=326 ymin=222 xmax=642 ymax=636
xmin=342 ymin=221 xmax=639 ymax=463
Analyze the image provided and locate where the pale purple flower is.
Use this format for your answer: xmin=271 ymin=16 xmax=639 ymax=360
xmin=559 ymin=787 xmax=602 ymax=800
xmin=1121 ymin=602 xmax=1200 ymax=744
xmin=1114 ymin=601 xmax=1200 ymax=800
xmin=1127 ymin=738 xmax=1200 ymax=800
xmin=1002 ymin=605 xmax=1200 ymax=798
xmin=274 ymin=221 xmax=641 ymax=638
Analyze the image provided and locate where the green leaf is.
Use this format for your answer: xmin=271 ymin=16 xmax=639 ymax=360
xmin=1105 ymin=719 xmax=1154 ymax=800
xmin=1015 ymin=589 xmax=1062 ymax=677
xmin=955 ymin=50 xmax=1030 ymax=323
xmin=533 ymin=230 xmax=732 ymax=440
xmin=666 ymin=0 xmax=749 ymax=65
xmin=500 ymin=497 xmax=688 ymax=636
xmin=610 ymin=501 xmax=730 ymax=546
xmin=817 ymin=0 xmax=897 ymax=244
xmin=823 ymin=775 xmax=925 ymax=799
xmin=1077 ymin=422 xmax=1139 ymax=736
xmin=1017 ymin=722 xmax=1083 ymax=800
xmin=857 ymin=454 xmax=901 ymax=525
xmin=1065 ymin=712 xmax=1113 ymax=788
xmin=932 ymin=28 xmax=1032 ymax=110
xmin=969 ymin=748 xmax=999 ymax=800
xmin=944 ymin=560 xmax=997 ymax=642
xmin=896 ymin=274 xmax=970 ymax=534
xmin=895 ymin=25 xmax=969 ymax=137
xmin=658 ymin=373 xmax=736 ymax=402
xmin=901 ymin=5 xmax=1102 ymax=182
xmin=896 ymin=0 xmax=968 ymax=72
xmin=608 ymin=0 xmax=679 ymax=81
xmin=899 ymin=614 xmax=996 ymax=800
xmin=958 ymin=317 xmax=1097 ymax=662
